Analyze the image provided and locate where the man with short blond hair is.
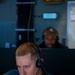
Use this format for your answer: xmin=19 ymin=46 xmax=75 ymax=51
xmin=3 ymin=42 xmax=53 ymax=75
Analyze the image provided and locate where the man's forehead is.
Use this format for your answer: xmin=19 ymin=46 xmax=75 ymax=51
xmin=16 ymin=54 xmax=35 ymax=65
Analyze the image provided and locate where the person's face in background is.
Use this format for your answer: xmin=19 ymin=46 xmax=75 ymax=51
xmin=44 ymin=35 xmax=56 ymax=48
xmin=16 ymin=53 xmax=39 ymax=75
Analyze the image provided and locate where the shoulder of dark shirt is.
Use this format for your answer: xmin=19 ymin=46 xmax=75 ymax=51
xmin=3 ymin=69 xmax=19 ymax=75
xmin=45 ymin=71 xmax=54 ymax=75
xmin=55 ymin=41 xmax=68 ymax=48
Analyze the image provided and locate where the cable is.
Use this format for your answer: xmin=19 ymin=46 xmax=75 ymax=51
xmin=27 ymin=4 xmax=32 ymax=42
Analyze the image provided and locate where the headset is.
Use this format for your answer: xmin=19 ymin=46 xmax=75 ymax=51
xmin=27 ymin=42 xmax=43 ymax=68
xmin=27 ymin=42 xmax=47 ymax=75
xmin=42 ymin=27 xmax=59 ymax=40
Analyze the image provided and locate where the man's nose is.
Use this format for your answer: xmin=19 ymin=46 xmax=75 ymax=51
xmin=20 ymin=68 xmax=25 ymax=75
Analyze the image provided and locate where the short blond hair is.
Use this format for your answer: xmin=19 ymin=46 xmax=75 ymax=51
xmin=16 ymin=42 xmax=41 ymax=59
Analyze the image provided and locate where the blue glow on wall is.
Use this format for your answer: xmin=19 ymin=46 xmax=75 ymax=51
xmin=43 ymin=13 xmax=57 ymax=19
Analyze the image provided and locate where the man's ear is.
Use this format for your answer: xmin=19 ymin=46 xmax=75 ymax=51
xmin=40 ymin=58 xmax=44 ymax=63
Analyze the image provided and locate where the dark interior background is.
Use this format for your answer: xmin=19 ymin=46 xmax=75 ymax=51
xmin=0 ymin=0 xmax=75 ymax=75
xmin=0 ymin=0 xmax=75 ymax=48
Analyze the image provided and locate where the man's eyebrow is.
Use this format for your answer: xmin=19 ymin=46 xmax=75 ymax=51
xmin=23 ymin=65 xmax=30 ymax=67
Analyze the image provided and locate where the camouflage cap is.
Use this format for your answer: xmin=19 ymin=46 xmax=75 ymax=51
xmin=43 ymin=27 xmax=58 ymax=39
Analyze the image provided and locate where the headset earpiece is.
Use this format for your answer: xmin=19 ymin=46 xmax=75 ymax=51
xmin=36 ymin=59 xmax=41 ymax=68
xmin=56 ymin=35 xmax=59 ymax=40
xmin=36 ymin=58 xmax=43 ymax=68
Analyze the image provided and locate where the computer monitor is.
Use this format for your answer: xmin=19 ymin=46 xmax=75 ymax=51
xmin=41 ymin=48 xmax=75 ymax=75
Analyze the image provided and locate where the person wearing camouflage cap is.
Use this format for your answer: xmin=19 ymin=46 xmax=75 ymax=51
xmin=39 ymin=27 xmax=68 ymax=48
